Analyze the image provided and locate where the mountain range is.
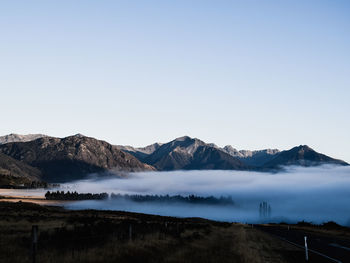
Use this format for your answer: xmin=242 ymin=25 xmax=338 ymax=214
xmin=118 ymin=136 xmax=247 ymax=170
xmin=0 ymin=133 xmax=347 ymax=186
xmin=118 ymin=136 xmax=347 ymax=170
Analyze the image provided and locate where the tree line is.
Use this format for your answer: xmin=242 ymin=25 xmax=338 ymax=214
xmin=112 ymin=193 xmax=234 ymax=205
xmin=45 ymin=191 xmax=235 ymax=205
xmin=45 ymin=191 xmax=108 ymax=200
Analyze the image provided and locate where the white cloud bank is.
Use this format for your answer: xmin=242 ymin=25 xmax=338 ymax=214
xmin=61 ymin=165 xmax=350 ymax=225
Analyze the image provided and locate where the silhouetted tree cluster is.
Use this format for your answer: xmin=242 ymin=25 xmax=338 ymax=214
xmin=111 ymin=193 xmax=235 ymax=205
xmin=45 ymin=191 xmax=235 ymax=205
xmin=259 ymin=201 xmax=271 ymax=219
xmin=45 ymin=191 xmax=108 ymax=200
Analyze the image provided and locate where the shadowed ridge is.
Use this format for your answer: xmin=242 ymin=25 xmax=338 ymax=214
xmin=0 ymin=152 xmax=43 ymax=187
xmin=0 ymin=135 xmax=155 ymax=183
xmin=262 ymin=145 xmax=349 ymax=169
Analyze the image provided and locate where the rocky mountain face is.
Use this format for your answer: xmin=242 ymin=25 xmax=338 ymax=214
xmin=0 ymin=135 xmax=155 ymax=183
xmin=0 ymin=152 xmax=42 ymax=187
xmin=262 ymin=145 xmax=348 ymax=169
xmin=137 ymin=136 xmax=248 ymax=170
xmin=0 ymin=133 xmax=47 ymax=144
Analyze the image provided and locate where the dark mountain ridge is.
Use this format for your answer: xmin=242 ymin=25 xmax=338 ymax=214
xmin=0 ymin=134 xmax=154 ymax=183
xmin=262 ymin=145 xmax=348 ymax=169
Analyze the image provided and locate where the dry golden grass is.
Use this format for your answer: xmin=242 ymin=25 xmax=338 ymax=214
xmin=0 ymin=202 xmax=306 ymax=263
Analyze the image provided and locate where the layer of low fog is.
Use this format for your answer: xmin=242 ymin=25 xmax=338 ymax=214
xmin=60 ymin=165 xmax=350 ymax=226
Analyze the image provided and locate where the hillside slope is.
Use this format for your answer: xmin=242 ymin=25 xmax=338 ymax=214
xmin=0 ymin=152 xmax=42 ymax=187
xmin=0 ymin=135 xmax=155 ymax=182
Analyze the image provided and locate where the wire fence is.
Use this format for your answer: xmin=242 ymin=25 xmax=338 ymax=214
xmin=26 ymin=220 xmax=212 ymax=263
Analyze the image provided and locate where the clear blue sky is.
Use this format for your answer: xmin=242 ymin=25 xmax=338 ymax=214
xmin=1 ymin=0 xmax=349 ymax=162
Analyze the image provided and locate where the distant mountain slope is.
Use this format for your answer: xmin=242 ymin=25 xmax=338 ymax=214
xmin=222 ymin=146 xmax=280 ymax=167
xmin=262 ymin=145 xmax=348 ymax=169
xmin=239 ymin=149 xmax=280 ymax=167
xmin=117 ymin=143 xmax=163 ymax=161
xmin=0 ymin=133 xmax=47 ymax=144
xmin=0 ymin=152 xmax=42 ymax=187
xmin=0 ymin=135 xmax=155 ymax=183
xmin=142 ymin=136 xmax=248 ymax=170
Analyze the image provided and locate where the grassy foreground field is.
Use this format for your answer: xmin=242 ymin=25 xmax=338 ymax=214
xmin=0 ymin=201 xmax=324 ymax=263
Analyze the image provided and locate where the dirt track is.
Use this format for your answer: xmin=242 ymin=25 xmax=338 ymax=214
xmin=0 ymin=195 xmax=70 ymax=205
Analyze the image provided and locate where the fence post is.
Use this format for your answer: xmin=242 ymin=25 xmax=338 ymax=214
xmin=32 ymin=225 xmax=38 ymax=263
xmin=129 ymin=224 xmax=132 ymax=241
xmin=304 ymin=236 xmax=308 ymax=261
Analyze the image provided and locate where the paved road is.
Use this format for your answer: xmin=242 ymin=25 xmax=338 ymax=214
xmin=257 ymin=225 xmax=350 ymax=263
